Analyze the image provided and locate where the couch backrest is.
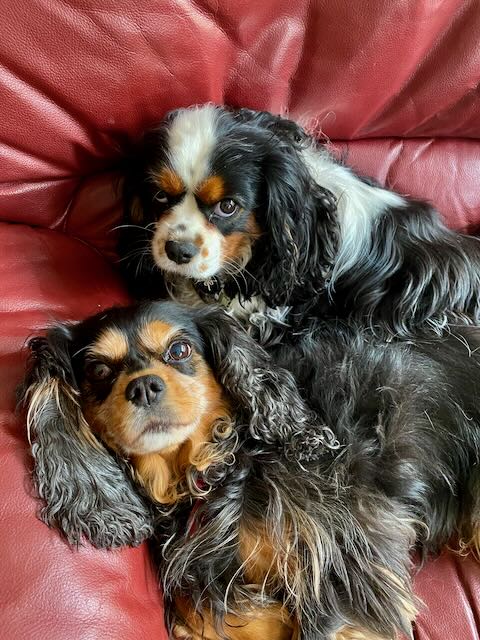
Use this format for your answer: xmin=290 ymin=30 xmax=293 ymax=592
xmin=1 ymin=0 xmax=479 ymax=251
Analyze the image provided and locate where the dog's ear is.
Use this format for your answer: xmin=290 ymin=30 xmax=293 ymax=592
xmin=195 ymin=307 xmax=339 ymax=455
xmin=232 ymin=108 xmax=309 ymax=145
xmin=246 ymin=129 xmax=337 ymax=308
xmin=119 ymin=127 xmax=169 ymax=299
xmin=19 ymin=326 xmax=154 ymax=548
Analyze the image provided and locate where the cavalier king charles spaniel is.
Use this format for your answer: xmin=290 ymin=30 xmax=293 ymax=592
xmin=120 ymin=104 xmax=480 ymax=341
xmin=20 ymin=301 xmax=480 ymax=640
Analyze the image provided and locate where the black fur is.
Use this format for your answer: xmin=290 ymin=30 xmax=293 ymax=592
xmin=159 ymin=319 xmax=480 ymax=639
xmin=20 ymin=302 xmax=480 ymax=638
xmin=18 ymin=327 xmax=154 ymax=548
xmin=120 ymin=105 xmax=480 ymax=339
xmin=120 ymin=106 xmax=338 ymax=311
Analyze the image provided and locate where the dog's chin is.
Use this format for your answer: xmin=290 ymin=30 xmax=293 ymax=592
xmin=124 ymin=419 xmax=199 ymax=456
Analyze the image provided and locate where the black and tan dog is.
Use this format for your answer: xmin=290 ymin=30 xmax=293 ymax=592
xmin=20 ymin=301 xmax=480 ymax=639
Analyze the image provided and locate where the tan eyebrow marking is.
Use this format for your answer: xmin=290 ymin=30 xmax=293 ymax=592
xmin=156 ymin=167 xmax=185 ymax=196
xmin=196 ymin=175 xmax=226 ymax=205
xmin=91 ymin=328 xmax=129 ymax=361
xmin=138 ymin=320 xmax=178 ymax=354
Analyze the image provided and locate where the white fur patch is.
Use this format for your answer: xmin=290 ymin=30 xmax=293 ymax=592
xmin=301 ymin=146 xmax=406 ymax=282
xmin=152 ymin=194 xmax=224 ymax=279
xmin=167 ymin=104 xmax=219 ymax=189
xmin=152 ymin=105 xmax=232 ymax=280
xmin=130 ymin=421 xmax=199 ymax=456
xmin=227 ymin=295 xmax=291 ymax=347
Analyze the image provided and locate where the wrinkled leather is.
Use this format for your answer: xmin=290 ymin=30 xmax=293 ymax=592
xmin=0 ymin=1 xmax=479 ymax=638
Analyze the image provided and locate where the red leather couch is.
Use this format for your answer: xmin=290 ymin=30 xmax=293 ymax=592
xmin=1 ymin=1 xmax=479 ymax=638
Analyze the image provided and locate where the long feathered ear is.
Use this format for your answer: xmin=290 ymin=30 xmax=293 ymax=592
xmin=232 ymin=108 xmax=310 ymax=144
xmin=196 ymin=307 xmax=339 ymax=455
xmin=246 ymin=127 xmax=338 ymax=308
xmin=19 ymin=327 xmax=154 ymax=548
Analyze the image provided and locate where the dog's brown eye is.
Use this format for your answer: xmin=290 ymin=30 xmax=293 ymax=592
xmin=86 ymin=362 xmax=113 ymax=381
xmin=214 ymin=199 xmax=239 ymax=217
xmin=165 ymin=340 xmax=192 ymax=362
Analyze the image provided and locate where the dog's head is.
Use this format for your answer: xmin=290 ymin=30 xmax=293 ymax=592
xmin=68 ymin=303 xmax=228 ymax=458
xmin=20 ymin=301 xmax=315 ymax=547
xmin=122 ymin=105 xmax=337 ymax=305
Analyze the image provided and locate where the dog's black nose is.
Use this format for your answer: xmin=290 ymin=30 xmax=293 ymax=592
xmin=125 ymin=375 xmax=165 ymax=408
xmin=165 ymin=240 xmax=199 ymax=264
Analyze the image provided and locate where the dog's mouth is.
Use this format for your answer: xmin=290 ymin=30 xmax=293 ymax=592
xmin=156 ymin=259 xmax=227 ymax=303
xmin=141 ymin=419 xmax=189 ymax=435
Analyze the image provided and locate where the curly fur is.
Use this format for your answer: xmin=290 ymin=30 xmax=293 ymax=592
xmin=19 ymin=303 xmax=480 ymax=639
xmin=121 ymin=105 xmax=480 ymax=340
xmin=153 ymin=312 xmax=480 ymax=639
xmin=19 ymin=330 xmax=154 ymax=548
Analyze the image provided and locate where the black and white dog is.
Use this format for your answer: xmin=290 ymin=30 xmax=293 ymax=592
xmin=120 ymin=104 xmax=480 ymax=340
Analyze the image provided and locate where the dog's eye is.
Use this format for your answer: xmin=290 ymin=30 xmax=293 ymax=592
xmin=213 ymin=199 xmax=239 ymax=218
xmin=86 ymin=362 xmax=113 ymax=381
xmin=165 ymin=340 xmax=192 ymax=362
xmin=154 ymin=190 xmax=169 ymax=205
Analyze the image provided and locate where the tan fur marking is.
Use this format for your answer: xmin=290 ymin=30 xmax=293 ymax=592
xmin=83 ymin=372 xmax=137 ymax=452
xmin=221 ymin=213 xmax=262 ymax=265
xmin=245 ymin=212 xmax=262 ymax=240
xmin=238 ymin=523 xmax=278 ymax=587
xmin=91 ymin=328 xmax=129 ymax=361
xmin=457 ymin=526 xmax=480 ymax=559
xmin=138 ymin=320 xmax=177 ymax=355
xmin=201 ymin=247 xmax=209 ymax=257
xmin=132 ymin=452 xmax=172 ymax=503
xmin=222 ymin=231 xmax=251 ymax=263
xmin=374 ymin=565 xmax=417 ymax=623
xmin=173 ymin=598 xmax=295 ymax=640
xmin=196 ymin=175 xmax=226 ymax=206
xmin=333 ymin=627 xmax=390 ymax=640
xmin=157 ymin=167 xmax=185 ymax=196
xmin=194 ymin=233 xmax=204 ymax=247
xmin=131 ymin=357 xmax=231 ymax=504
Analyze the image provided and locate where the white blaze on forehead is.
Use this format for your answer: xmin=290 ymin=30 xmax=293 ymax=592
xmin=167 ymin=105 xmax=219 ymax=189
xmin=169 ymin=194 xmax=212 ymax=238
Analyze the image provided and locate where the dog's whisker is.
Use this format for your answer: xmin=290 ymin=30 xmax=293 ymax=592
xmin=111 ymin=223 xmax=156 ymax=234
